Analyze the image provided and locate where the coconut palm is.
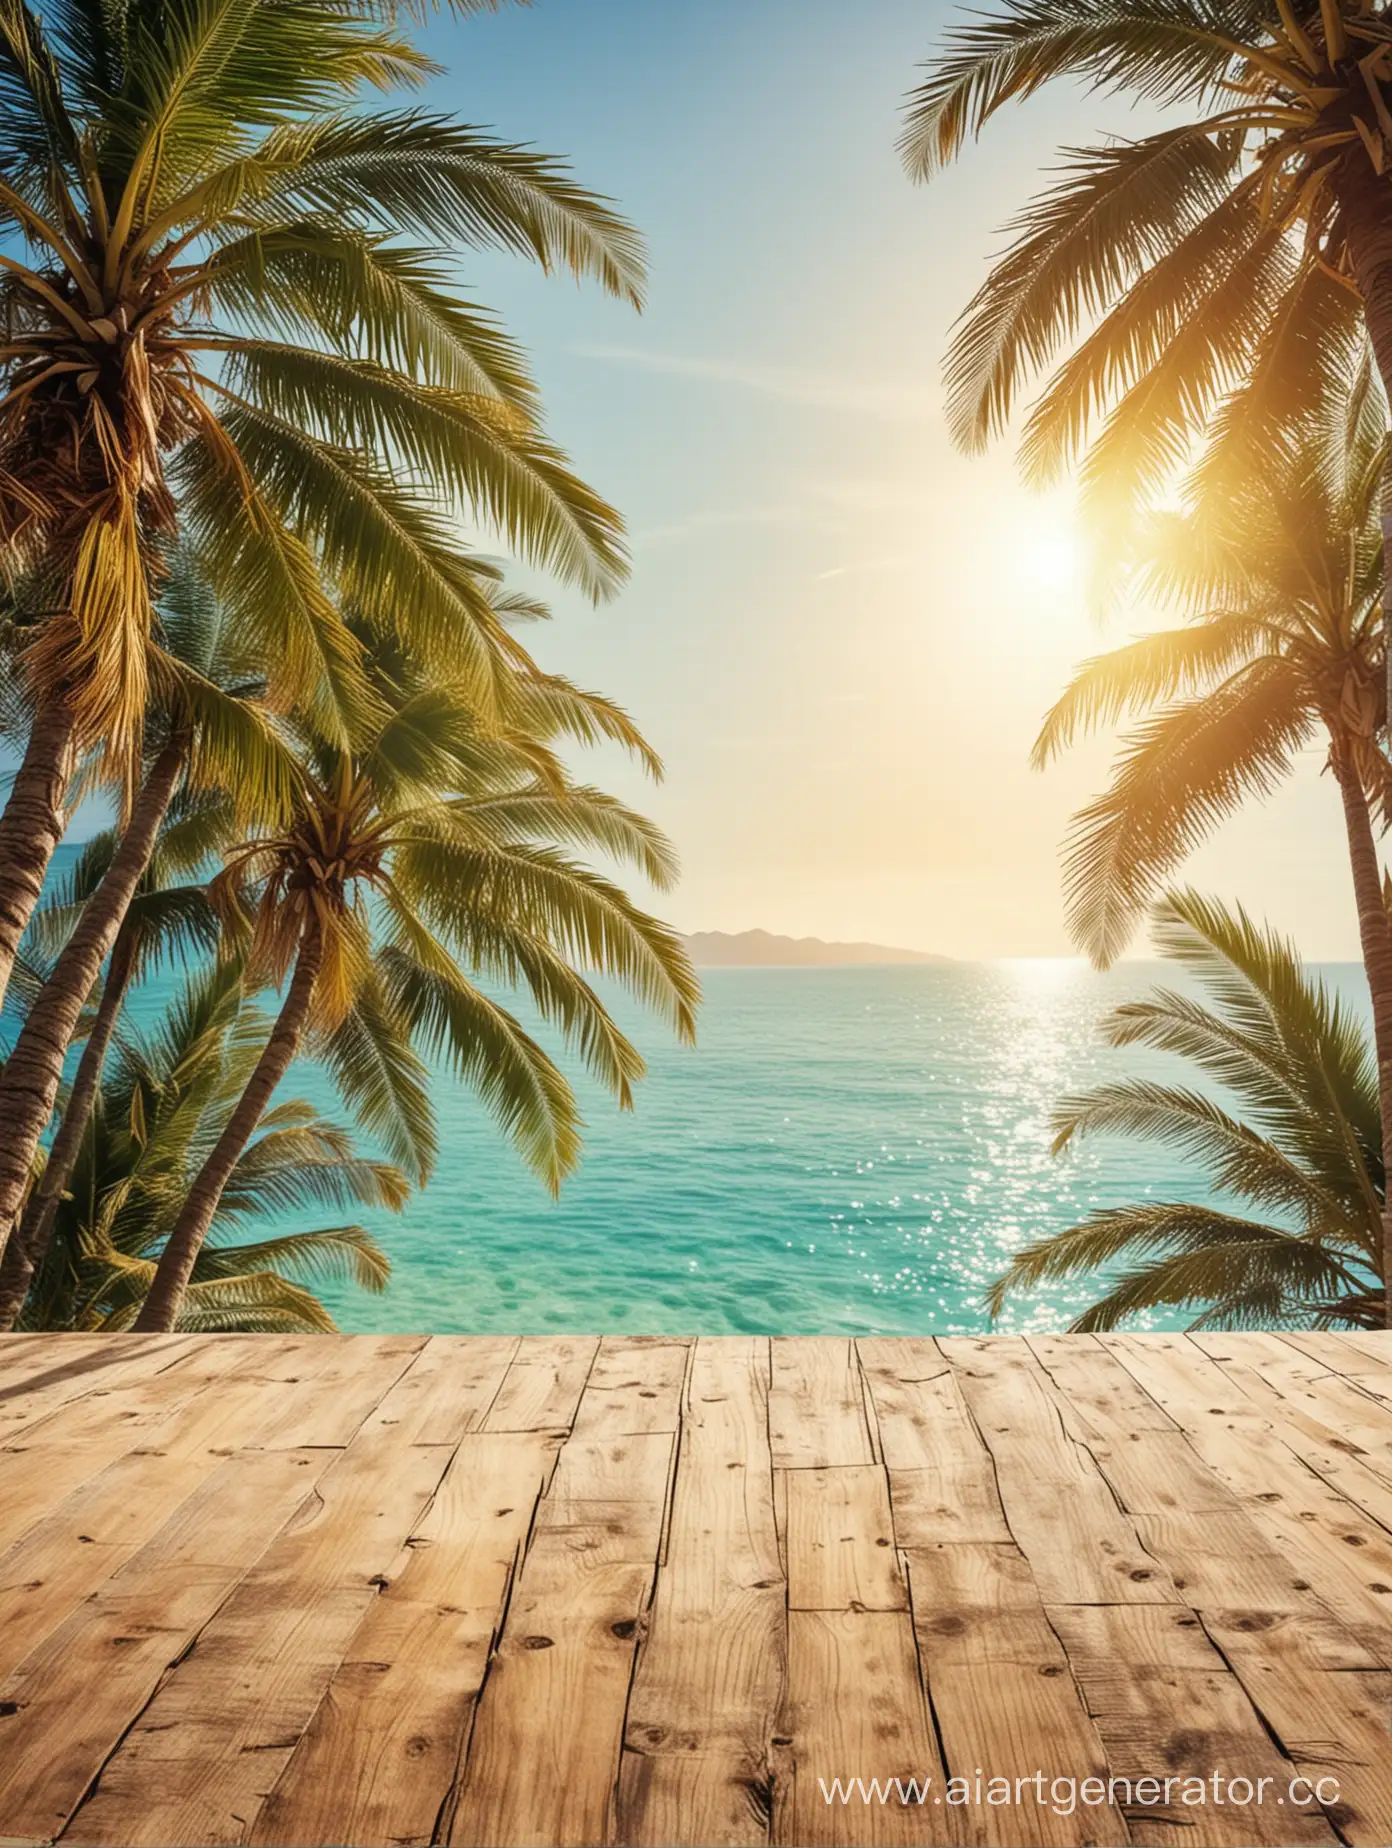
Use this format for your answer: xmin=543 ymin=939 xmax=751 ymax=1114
xmin=1034 ymin=373 xmax=1392 ymax=1315
xmin=131 ymin=681 xmax=699 ymax=1331
xmin=0 ymin=790 xmax=226 ymax=1327
xmin=0 ymin=0 xmax=644 ymax=1013
xmin=0 ymin=549 xmax=298 ymax=1277
xmin=899 ymin=0 xmax=1392 ymax=604
xmin=987 ymin=891 xmax=1384 ymax=1330
xmin=17 ymin=957 xmax=401 ymax=1332
xmin=1038 ymin=374 xmax=1387 ymax=956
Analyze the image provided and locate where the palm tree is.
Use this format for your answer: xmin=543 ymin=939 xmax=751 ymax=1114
xmin=16 ymin=958 xmax=402 ymax=1332
xmin=987 ymin=891 xmax=1384 ymax=1330
xmin=898 ymin=0 xmax=1392 ymax=613
xmin=1034 ymin=375 xmax=1392 ymax=1316
xmin=0 ymin=550 xmax=297 ymax=1277
xmin=132 ymin=684 xmax=699 ymax=1331
xmin=0 ymin=0 xmax=644 ymax=1010
xmin=0 ymin=791 xmax=225 ymax=1328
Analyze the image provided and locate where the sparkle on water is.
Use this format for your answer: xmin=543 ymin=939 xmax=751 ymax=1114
xmin=102 ymin=957 xmax=1369 ymax=1336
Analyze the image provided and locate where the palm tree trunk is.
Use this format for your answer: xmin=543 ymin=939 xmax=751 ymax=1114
xmin=0 ymin=698 xmax=77 ymax=1017
xmin=132 ymin=931 xmax=323 ymax=1334
xmin=1332 ymin=749 xmax=1392 ymax=1326
xmin=0 ymin=738 xmax=184 ymax=1274
xmin=1332 ymin=161 xmax=1392 ymax=723
xmin=0 ymin=932 xmax=137 ymax=1331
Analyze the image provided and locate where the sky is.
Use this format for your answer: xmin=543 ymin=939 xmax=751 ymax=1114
xmin=119 ymin=1 xmax=1381 ymax=958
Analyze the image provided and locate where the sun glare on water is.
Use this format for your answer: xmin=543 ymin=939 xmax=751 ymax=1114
xmin=998 ymin=956 xmax=1088 ymax=989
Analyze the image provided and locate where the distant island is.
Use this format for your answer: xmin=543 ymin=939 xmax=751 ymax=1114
xmin=683 ymin=930 xmax=951 ymax=967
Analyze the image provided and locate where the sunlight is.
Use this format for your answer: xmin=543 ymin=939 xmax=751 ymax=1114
xmin=1030 ymin=524 xmax=1083 ymax=593
xmin=1035 ymin=524 xmax=1079 ymax=587
xmin=996 ymin=510 xmax=1086 ymax=614
xmin=998 ymin=956 xmax=1088 ymax=989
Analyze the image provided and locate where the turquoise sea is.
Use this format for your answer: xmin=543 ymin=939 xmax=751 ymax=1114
xmin=99 ymin=954 xmax=1374 ymax=1335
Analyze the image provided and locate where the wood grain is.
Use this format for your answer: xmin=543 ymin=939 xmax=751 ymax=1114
xmin=0 ymin=1332 xmax=1385 ymax=1846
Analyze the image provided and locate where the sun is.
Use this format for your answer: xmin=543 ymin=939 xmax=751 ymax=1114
xmin=1032 ymin=525 xmax=1083 ymax=592
xmin=999 ymin=512 xmax=1085 ymax=601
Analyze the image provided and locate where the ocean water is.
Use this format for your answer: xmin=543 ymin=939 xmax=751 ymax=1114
xmin=101 ymin=955 xmax=1373 ymax=1335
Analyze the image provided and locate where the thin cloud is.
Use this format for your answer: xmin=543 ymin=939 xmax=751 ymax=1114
xmin=633 ymin=505 xmax=810 ymax=546
xmin=575 ymin=343 xmax=936 ymax=423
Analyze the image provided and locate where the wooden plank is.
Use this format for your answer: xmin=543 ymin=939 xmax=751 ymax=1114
xmin=0 ymin=1339 xmax=340 ymax=1560
xmin=857 ymin=1338 xmax=961 ymax=1471
xmin=0 ymin=1445 xmax=331 ymax=1843
xmin=904 ymin=1542 xmax=1062 ymax=1668
xmin=1049 ymin=1601 xmax=1223 ymax=1672
xmin=447 ymin=1538 xmax=653 ymax=1846
xmin=1130 ymin=1512 xmax=1337 ymax=1614
xmin=618 ymin=1338 xmax=785 ymax=1847
xmin=241 ymin=1335 xmax=427 ymax=1447
xmin=1081 ymin=1430 xmax=1237 ymax=1518
xmin=1196 ymin=1333 xmax=1392 ymax=1482
xmin=1048 ymin=1604 xmax=1335 ymax=1846
xmin=549 ymin=1430 xmax=675 ymax=1504
xmin=251 ymin=1432 xmax=552 ymax=1848
xmin=886 ymin=1463 xmax=1011 ymax=1546
xmin=1030 ymin=1337 xmax=1247 ymax=1516
xmin=784 ymin=1466 xmax=906 ymax=1613
xmin=1198 ymin=1618 xmax=1392 ymax=1845
xmin=775 ymin=1610 xmax=944 ymax=1846
xmin=1283 ymin=1332 xmax=1392 ymax=1382
xmin=1194 ymin=1347 xmax=1392 ymax=1534
xmin=904 ymin=1543 xmax=1128 ymax=1846
xmin=859 ymin=1338 xmax=1011 ymax=1546
xmin=1093 ymin=1349 xmax=1392 ymax=1840
xmin=481 ymin=1335 xmax=600 ymax=1432
xmin=771 ymin=1339 xmax=873 ymax=1468
xmin=531 ymin=1494 xmax=665 ymax=1561
xmin=1 ymin=1335 xmax=264 ymax=1451
xmin=449 ymin=1399 xmax=671 ymax=1847
xmin=0 ymin=1360 xmax=327 ymax=1679
xmin=0 ymin=1444 xmax=125 ymax=1558
xmin=941 ymin=1339 xmax=1174 ymax=1604
xmin=3 ymin=1331 xmax=1390 ymax=1848
xmin=1106 ymin=1337 xmax=1392 ymax=1656
xmin=1100 ymin=1335 xmax=1275 ymax=1451
xmin=354 ymin=1334 xmax=519 ymax=1445
xmin=1027 ymin=1334 xmax=1178 ymax=1436
xmin=0 ymin=1335 xmax=208 ymax=1445
xmin=0 ymin=1332 xmax=113 ymax=1380
xmin=570 ymin=1336 xmax=690 ymax=1439
xmin=65 ymin=1429 xmax=453 ymax=1847
xmin=1201 ymin=1607 xmax=1382 ymax=1675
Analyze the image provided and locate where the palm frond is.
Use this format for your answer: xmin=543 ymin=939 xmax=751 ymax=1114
xmin=454 ymin=784 xmax=680 ymax=889
xmin=1061 ymin=660 xmax=1314 ymax=964
xmin=396 ymin=834 xmax=700 ymax=1042
xmin=322 ymin=971 xmax=436 ymax=1184
xmin=1032 ymin=613 xmax=1263 ymax=765
xmin=223 ymin=342 xmax=629 ymax=598
xmin=988 ymin=888 xmax=1385 ymax=1332
xmin=242 ymin=111 xmax=646 ymax=305
xmin=196 ymin=1223 xmax=391 ymax=1292
xmin=946 ymin=126 xmax=1241 ymax=451
xmin=379 ymin=945 xmax=581 ymax=1193
xmin=899 ymin=0 xmax=1253 ymax=179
